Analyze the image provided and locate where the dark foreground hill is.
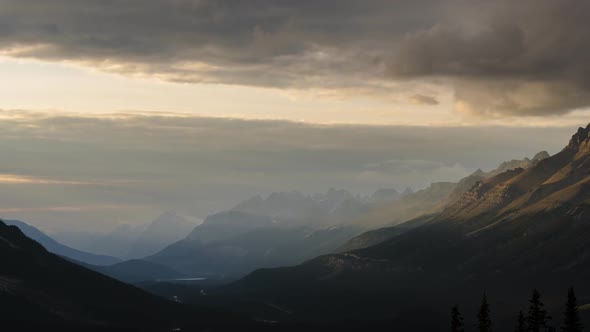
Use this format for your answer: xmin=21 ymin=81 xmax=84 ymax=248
xmin=204 ymin=124 xmax=590 ymax=331
xmin=0 ymin=220 xmax=258 ymax=331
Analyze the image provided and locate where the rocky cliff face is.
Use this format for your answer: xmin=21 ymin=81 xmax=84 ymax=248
xmin=439 ymin=123 xmax=590 ymax=227
xmin=566 ymin=124 xmax=590 ymax=150
xmin=532 ymin=150 xmax=550 ymax=161
xmin=565 ymin=124 xmax=590 ymax=162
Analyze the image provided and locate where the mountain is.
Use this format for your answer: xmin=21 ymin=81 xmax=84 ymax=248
xmin=126 ymin=212 xmax=202 ymax=258
xmin=232 ymin=189 xmax=369 ymax=226
xmin=146 ymin=188 xmax=414 ymax=279
xmin=347 ymin=181 xmax=457 ymax=228
xmin=233 ymin=187 xmax=417 ymax=227
xmin=401 ymin=187 xmax=414 ymax=196
xmin=233 ymin=191 xmax=318 ymax=221
xmin=148 ymin=151 xmax=550 ymax=280
xmin=147 ymin=211 xmax=360 ymax=278
xmin=148 ymin=146 xmax=550 ymax=295
xmin=54 ymin=223 xmax=147 ymax=259
xmin=147 ymin=211 xmax=277 ymax=276
xmin=367 ymin=188 xmax=401 ymax=204
xmin=441 ymin=151 xmax=550 ymax=207
xmin=311 ymin=188 xmax=368 ymax=222
xmin=0 ymin=219 xmax=251 ymax=331
xmin=335 ymin=214 xmax=435 ymax=252
xmin=53 ymin=212 xmax=200 ymax=259
xmin=3 ymin=219 xmax=120 ymax=266
xmin=208 ymin=132 xmax=590 ymax=330
xmin=340 ymin=150 xmax=551 ymax=249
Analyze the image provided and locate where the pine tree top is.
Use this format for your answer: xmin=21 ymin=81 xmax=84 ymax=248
xmin=561 ymin=287 xmax=583 ymax=332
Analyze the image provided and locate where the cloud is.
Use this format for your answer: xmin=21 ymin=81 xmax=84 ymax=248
xmin=0 ymin=174 xmax=91 ymax=185
xmin=0 ymin=205 xmax=143 ymax=213
xmin=386 ymin=0 xmax=590 ymax=116
xmin=409 ymin=94 xmax=439 ymax=105
xmin=0 ymin=0 xmax=394 ymax=90
xmin=0 ymin=173 xmax=138 ymax=186
xmin=1 ymin=1 xmax=585 ymax=117
xmin=0 ymin=109 xmax=578 ymax=233
xmin=363 ymin=159 xmax=463 ymax=175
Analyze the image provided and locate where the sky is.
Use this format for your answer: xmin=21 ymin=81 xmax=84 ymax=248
xmin=0 ymin=0 xmax=589 ymax=233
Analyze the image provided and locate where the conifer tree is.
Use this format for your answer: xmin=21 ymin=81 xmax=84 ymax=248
xmin=478 ymin=293 xmax=492 ymax=332
xmin=451 ymin=305 xmax=464 ymax=332
xmin=527 ymin=289 xmax=551 ymax=332
xmin=561 ymin=287 xmax=583 ymax=332
xmin=515 ymin=310 xmax=527 ymax=332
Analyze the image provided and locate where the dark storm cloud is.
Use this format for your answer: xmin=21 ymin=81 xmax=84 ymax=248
xmin=387 ymin=0 xmax=590 ymax=116
xmin=0 ymin=1 xmax=438 ymax=88
xmin=1 ymin=1 xmax=590 ymax=116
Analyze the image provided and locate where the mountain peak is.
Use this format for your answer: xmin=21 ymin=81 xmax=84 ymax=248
xmin=471 ymin=168 xmax=485 ymax=176
xmin=369 ymin=188 xmax=401 ymax=204
xmin=566 ymin=123 xmax=590 ymax=150
xmin=532 ymin=151 xmax=550 ymax=162
xmin=401 ymin=187 xmax=414 ymax=196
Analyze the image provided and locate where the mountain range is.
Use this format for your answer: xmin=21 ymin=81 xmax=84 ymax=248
xmin=339 ymin=150 xmax=551 ymax=251
xmin=6 ymin=148 xmax=550 ymax=287
xmin=142 ymin=152 xmax=550 ymax=280
xmin=192 ymin=127 xmax=590 ymax=330
xmin=143 ymin=189 xmax=378 ymax=279
xmin=126 ymin=211 xmax=202 ymax=258
xmin=147 ymin=211 xmax=361 ymax=278
xmin=232 ymin=188 xmax=373 ymax=226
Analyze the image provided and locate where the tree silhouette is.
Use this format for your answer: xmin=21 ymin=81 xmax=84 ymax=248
xmin=515 ymin=310 xmax=527 ymax=332
xmin=561 ymin=287 xmax=583 ymax=332
xmin=451 ymin=305 xmax=464 ymax=332
xmin=527 ymin=289 xmax=551 ymax=332
xmin=478 ymin=293 xmax=492 ymax=332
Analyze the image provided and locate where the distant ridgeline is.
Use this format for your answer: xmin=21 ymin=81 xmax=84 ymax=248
xmin=145 ymin=151 xmax=550 ymax=280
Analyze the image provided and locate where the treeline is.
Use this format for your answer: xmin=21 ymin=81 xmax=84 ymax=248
xmin=451 ymin=287 xmax=583 ymax=332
